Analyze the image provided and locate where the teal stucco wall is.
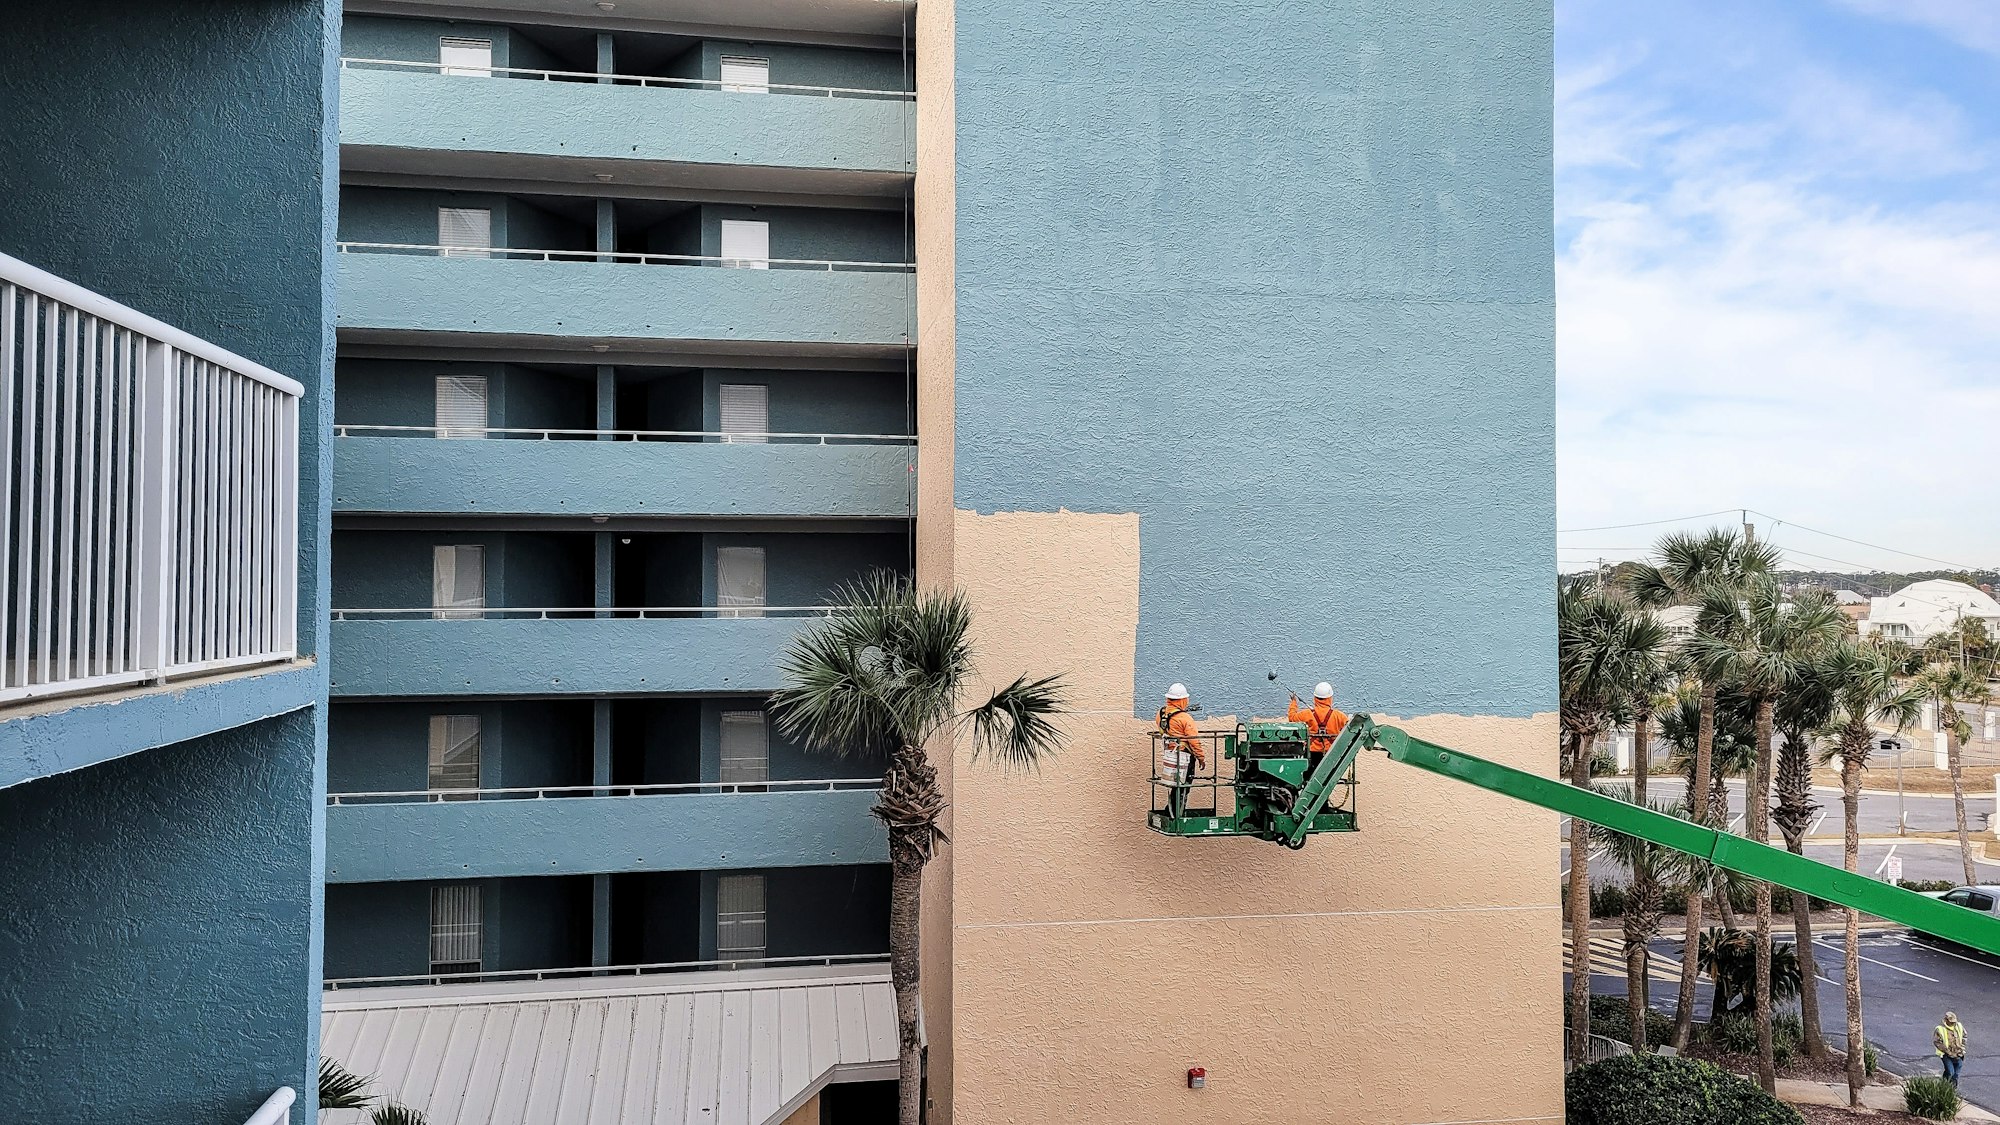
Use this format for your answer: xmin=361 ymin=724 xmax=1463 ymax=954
xmin=329 ymin=699 xmax=596 ymax=793
xmin=954 ymin=0 xmax=1555 ymax=718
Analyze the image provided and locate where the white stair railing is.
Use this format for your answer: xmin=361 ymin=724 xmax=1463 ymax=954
xmin=0 ymin=251 xmax=302 ymax=706
xmin=242 ymin=1086 xmax=296 ymax=1125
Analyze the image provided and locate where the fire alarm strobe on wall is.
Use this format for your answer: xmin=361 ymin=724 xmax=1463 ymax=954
xmin=1187 ymin=1067 xmax=1206 ymax=1089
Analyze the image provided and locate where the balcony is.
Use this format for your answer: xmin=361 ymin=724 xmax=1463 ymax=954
xmin=0 ymin=252 xmax=302 ymax=711
xmin=339 ymin=59 xmax=914 ymax=195
xmin=328 ymin=607 xmax=828 ymax=696
xmin=324 ymin=778 xmax=885 ymax=881
xmin=333 ymin=426 xmax=914 ymax=518
xmin=335 ymin=244 xmax=912 ymax=354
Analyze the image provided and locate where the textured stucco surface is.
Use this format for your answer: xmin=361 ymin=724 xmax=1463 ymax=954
xmin=953 ymin=0 xmax=1555 ymax=718
xmin=341 ymin=66 xmax=915 ymax=175
xmin=325 ymin=788 xmax=887 ymax=880
xmin=945 ymin=509 xmax=1560 ymax=1124
xmin=334 ymin=435 xmax=915 ymax=517
xmin=337 ymin=252 xmax=913 ymax=348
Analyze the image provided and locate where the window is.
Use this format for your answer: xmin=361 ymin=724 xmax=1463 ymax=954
xmin=715 ymin=874 xmax=767 ymax=961
xmin=435 ymin=375 xmax=489 ymax=438
xmin=429 ymin=715 xmax=481 ymax=792
xmin=719 ymin=56 xmax=769 ymax=93
xmin=1945 ymin=890 xmax=1972 ymax=907
xmin=439 ymin=37 xmax=494 ymax=77
xmin=438 ymin=207 xmax=492 ymax=258
xmin=718 ymin=384 xmax=769 ymax=443
xmin=716 ymin=546 xmax=766 ymax=619
xmin=720 ymin=710 xmax=770 ymax=785
xmin=430 ymin=884 xmax=483 ymax=975
xmin=719 ymin=219 xmax=769 ymax=269
xmin=1969 ymin=892 xmax=1996 ymax=913
xmin=432 ymin=545 xmax=486 ymax=620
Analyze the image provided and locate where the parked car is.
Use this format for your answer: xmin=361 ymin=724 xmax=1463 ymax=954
xmin=1908 ymin=885 xmax=2000 ymax=957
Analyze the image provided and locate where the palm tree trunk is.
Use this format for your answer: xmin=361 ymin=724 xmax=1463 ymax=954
xmin=1672 ymin=683 xmax=1717 ymax=1050
xmin=1752 ymin=695 xmax=1777 ymax=1093
xmin=1632 ymin=713 xmax=1652 ymax=1020
xmin=1789 ymin=866 xmax=1828 ymax=1059
xmin=1569 ymin=728 xmax=1595 ymax=1065
xmin=1776 ymin=733 xmax=1830 ymax=1060
xmin=1949 ymin=728 xmax=1977 ymax=886
xmin=1842 ymin=729 xmax=1867 ymax=1108
xmin=889 ymin=850 xmax=924 ymax=1125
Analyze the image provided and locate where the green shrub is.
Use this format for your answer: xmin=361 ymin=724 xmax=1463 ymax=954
xmin=1772 ymin=1011 xmax=1803 ymax=1053
xmin=1864 ymin=1042 xmax=1879 ymax=1077
xmin=1706 ymin=1014 xmax=1760 ymax=1053
xmin=1567 ymin=1053 xmax=1803 ymax=1125
xmin=1661 ymin=886 xmax=1691 ymax=915
xmin=1899 ymin=879 xmax=1958 ymax=893
xmin=1905 ymin=1075 xmax=1962 ymax=1121
xmin=1567 ymin=994 xmax=1674 ymax=1047
xmin=1592 ymin=883 xmax=1629 ymax=918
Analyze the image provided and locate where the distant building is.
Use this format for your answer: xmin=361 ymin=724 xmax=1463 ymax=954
xmin=1860 ymin=580 xmax=2000 ymax=643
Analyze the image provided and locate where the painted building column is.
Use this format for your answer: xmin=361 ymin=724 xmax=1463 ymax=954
xmin=596 ymin=363 xmax=615 ymax=438
xmin=596 ymin=32 xmax=613 ymax=81
xmin=591 ymin=697 xmax=613 ymax=967
xmin=596 ymin=201 xmax=616 ymax=266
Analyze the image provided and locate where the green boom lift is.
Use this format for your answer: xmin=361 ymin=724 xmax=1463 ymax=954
xmin=1150 ymin=713 xmax=2000 ymax=957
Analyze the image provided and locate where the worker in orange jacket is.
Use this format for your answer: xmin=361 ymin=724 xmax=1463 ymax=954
xmin=1289 ymin=682 xmax=1350 ymax=765
xmin=1158 ymin=683 xmax=1204 ymax=818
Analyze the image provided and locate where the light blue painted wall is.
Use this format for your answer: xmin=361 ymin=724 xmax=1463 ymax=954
xmin=323 ymin=882 xmax=430 ymax=979
xmin=334 ymin=436 xmax=916 ymax=516
xmin=342 ymin=14 xmax=524 ymax=68
xmin=953 ymin=1 xmax=1555 ymax=718
xmin=331 ymin=530 xmax=594 ymax=608
xmin=334 ymin=358 xmax=597 ymax=430
xmin=337 ymin=251 xmax=913 ymax=347
xmin=340 ymin=66 xmax=915 ymax=174
xmin=330 ymin=616 xmax=814 ymax=696
xmin=329 ymin=699 xmax=595 ymax=793
xmin=325 ymin=789 xmax=886 ymax=880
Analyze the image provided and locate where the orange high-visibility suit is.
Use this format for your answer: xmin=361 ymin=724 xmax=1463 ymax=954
xmin=1288 ymin=696 xmax=1350 ymax=754
xmin=1160 ymin=700 xmax=1206 ymax=767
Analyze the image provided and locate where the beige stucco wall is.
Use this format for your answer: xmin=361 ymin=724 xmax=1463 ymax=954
xmin=944 ymin=509 xmax=1563 ymax=1125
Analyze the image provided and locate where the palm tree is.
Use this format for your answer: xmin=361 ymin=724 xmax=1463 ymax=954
xmin=1916 ymin=662 xmax=1989 ymax=886
xmin=1817 ymin=640 xmax=1922 ymax=1106
xmin=1684 ymin=579 xmax=1846 ymax=1092
xmin=1663 ymin=682 xmax=1759 ymax=928
xmin=1558 ymin=582 xmax=1667 ymax=1062
xmin=770 ymin=572 xmax=1068 ymax=1125
xmin=1586 ymin=785 xmax=1693 ymax=1051
xmin=1625 ymin=527 xmax=1781 ymax=1049
xmin=318 ymin=1057 xmax=431 ymax=1125
xmin=1773 ymin=652 xmax=1837 ymax=1061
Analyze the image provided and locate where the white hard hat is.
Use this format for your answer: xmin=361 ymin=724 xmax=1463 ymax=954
xmin=1314 ymin=682 xmax=1333 ymax=699
xmin=1166 ymin=683 xmax=1189 ymax=700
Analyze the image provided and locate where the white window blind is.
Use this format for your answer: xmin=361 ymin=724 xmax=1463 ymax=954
xmin=719 ymin=56 xmax=770 ymax=93
xmin=428 ymin=715 xmax=482 ymax=791
xmin=430 ymin=884 xmax=483 ymax=973
xmin=718 ymin=384 xmax=769 ymax=443
xmin=438 ymin=207 xmax=492 ymax=258
xmin=716 ymin=874 xmax=768 ymax=961
xmin=716 ymin=547 xmax=766 ymax=619
xmin=432 ymin=545 xmax=486 ymax=620
xmin=719 ymin=219 xmax=769 ymax=269
xmin=439 ymin=37 xmax=494 ymax=77
xmin=435 ymin=375 xmax=489 ymax=438
xmin=720 ymin=710 xmax=770 ymax=784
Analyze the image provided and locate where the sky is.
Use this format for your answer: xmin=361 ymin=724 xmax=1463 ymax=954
xmin=1555 ymin=0 xmax=2000 ymax=574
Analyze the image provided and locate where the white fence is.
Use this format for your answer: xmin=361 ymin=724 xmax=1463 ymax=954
xmin=0 ymin=252 xmax=301 ymax=705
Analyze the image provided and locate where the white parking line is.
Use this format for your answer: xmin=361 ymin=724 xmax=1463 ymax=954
xmin=1893 ymin=936 xmax=2000 ymax=973
xmin=1874 ymin=845 xmax=1898 ymax=876
xmin=1814 ymin=937 xmax=1939 ymax=982
xmin=1728 ymin=814 xmax=1744 ymax=833
xmin=1808 ymin=811 xmax=1828 ymax=836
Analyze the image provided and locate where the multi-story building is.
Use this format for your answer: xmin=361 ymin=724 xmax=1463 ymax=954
xmin=0 ymin=3 xmax=337 ymax=1124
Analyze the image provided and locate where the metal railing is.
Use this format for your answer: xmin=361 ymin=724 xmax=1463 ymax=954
xmin=335 ymin=241 xmax=913 ymax=273
xmin=339 ymin=56 xmax=914 ymax=101
xmin=324 ymin=952 xmax=887 ymax=990
xmin=242 ymin=1087 xmax=296 ymax=1125
xmin=328 ymin=777 xmax=881 ymax=804
xmin=0 ymin=252 xmax=301 ymax=706
xmin=329 ymin=605 xmax=835 ymax=621
xmin=1565 ymin=1033 xmax=1636 ymax=1071
xmin=333 ymin=423 xmax=914 ymax=445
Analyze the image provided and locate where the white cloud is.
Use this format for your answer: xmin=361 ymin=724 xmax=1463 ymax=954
xmin=1833 ymin=0 xmax=2000 ymax=57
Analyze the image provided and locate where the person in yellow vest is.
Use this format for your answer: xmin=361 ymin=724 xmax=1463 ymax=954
xmin=1936 ymin=1011 xmax=1968 ymax=1086
xmin=1288 ymin=682 xmax=1350 ymax=768
xmin=1157 ymin=683 xmax=1204 ymax=818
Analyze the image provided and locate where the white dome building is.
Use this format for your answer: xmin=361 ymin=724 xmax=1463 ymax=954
xmin=1860 ymin=579 xmax=2000 ymax=643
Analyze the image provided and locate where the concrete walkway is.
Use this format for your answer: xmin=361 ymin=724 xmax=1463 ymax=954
xmin=1776 ymin=1076 xmax=2000 ymax=1120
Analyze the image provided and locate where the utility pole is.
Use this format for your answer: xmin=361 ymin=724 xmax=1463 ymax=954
xmin=1742 ymin=510 xmax=1755 ymax=546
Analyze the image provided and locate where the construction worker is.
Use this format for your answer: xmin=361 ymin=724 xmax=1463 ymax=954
xmin=1936 ymin=1011 xmax=1968 ymax=1086
xmin=1157 ymin=683 xmax=1204 ymax=819
xmin=1289 ymin=682 xmax=1350 ymax=767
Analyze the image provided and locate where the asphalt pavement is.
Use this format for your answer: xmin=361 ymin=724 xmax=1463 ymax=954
xmin=1562 ymin=838 xmax=2000 ymax=887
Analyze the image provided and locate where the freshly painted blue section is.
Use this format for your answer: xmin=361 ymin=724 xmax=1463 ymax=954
xmin=334 ymin=436 xmax=915 ymax=517
xmin=330 ymin=617 xmax=813 ymax=696
xmin=340 ymin=66 xmax=915 ymax=174
xmin=325 ymin=789 xmax=886 ymax=880
xmin=337 ymin=252 xmax=912 ymax=347
xmin=0 ymin=663 xmax=323 ymax=789
xmin=953 ymin=1 xmax=1555 ymax=718
xmin=0 ymin=713 xmax=322 ymax=1124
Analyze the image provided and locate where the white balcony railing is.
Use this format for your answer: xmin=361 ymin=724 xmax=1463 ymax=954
xmin=335 ymin=241 xmax=914 ymax=273
xmin=0 ymin=252 xmax=302 ymax=706
xmin=339 ymin=56 xmax=915 ymax=101
xmin=334 ymin=423 xmax=915 ymax=445
xmin=324 ymin=952 xmax=887 ymax=990
xmin=327 ymin=777 xmax=882 ymax=804
xmin=329 ymin=605 xmax=835 ymax=621
xmin=242 ymin=1087 xmax=297 ymax=1125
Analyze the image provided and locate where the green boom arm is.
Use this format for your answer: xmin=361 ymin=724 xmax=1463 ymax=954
xmin=1358 ymin=717 xmax=2000 ymax=957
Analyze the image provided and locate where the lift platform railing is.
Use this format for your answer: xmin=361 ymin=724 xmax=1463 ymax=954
xmin=1148 ymin=729 xmax=1237 ymax=826
xmin=1146 ymin=726 xmax=1361 ymax=839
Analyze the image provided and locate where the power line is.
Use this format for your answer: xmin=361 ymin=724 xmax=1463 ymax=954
xmin=1750 ymin=509 xmax=1978 ymax=572
xmin=1556 ymin=509 xmax=1742 ymax=534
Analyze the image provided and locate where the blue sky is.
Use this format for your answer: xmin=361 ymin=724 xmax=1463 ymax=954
xmin=1555 ymin=0 xmax=2000 ymax=573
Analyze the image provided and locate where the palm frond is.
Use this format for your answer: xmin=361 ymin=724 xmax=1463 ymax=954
xmin=372 ymin=1105 xmax=430 ymax=1125
xmin=319 ymin=1057 xmax=375 ymax=1111
xmin=965 ymin=673 xmax=1068 ymax=770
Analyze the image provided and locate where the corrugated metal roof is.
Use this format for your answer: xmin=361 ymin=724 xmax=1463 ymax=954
xmin=320 ymin=963 xmax=897 ymax=1125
